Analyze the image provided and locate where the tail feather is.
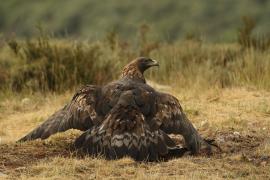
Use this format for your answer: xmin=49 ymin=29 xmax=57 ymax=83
xmin=75 ymin=126 xmax=177 ymax=161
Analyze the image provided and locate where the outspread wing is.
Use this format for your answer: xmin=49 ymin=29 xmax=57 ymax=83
xmin=74 ymin=90 xmax=177 ymax=161
xmin=18 ymin=85 xmax=101 ymax=142
xmin=149 ymin=92 xmax=211 ymax=154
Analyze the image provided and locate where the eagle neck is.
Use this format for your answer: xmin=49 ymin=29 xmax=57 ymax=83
xmin=120 ymin=64 xmax=146 ymax=83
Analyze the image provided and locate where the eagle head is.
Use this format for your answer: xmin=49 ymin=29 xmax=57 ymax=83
xmin=135 ymin=57 xmax=159 ymax=72
xmin=121 ymin=57 xmax=159 ymax=83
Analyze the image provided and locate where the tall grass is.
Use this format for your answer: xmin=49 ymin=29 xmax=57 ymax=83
xmin=237 ymin=16 xmax=270 ymax=51
xmin=0 ymin=24 xmax=270 ymax=93
xmin=4 ymin=34 xmax=131 ymax=92
xmin=150 ymin=41 xmax=270 ymax=90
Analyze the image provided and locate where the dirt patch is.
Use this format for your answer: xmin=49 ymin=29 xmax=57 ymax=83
xmin=1 ymin=129 xmax=268 ymax=174
xmin=0 ymin=134 xmax=77 ymax=176
xmin=208 ymin=130 xmax=270 ymax=166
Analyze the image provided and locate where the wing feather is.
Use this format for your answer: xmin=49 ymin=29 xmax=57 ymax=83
xmin=18 ymin=85 xmax=101 ymax=142
xmin=74 ymin=90 xmax=177 ymax=161
xmin=151 ymin=92 xmax=211 ymax=154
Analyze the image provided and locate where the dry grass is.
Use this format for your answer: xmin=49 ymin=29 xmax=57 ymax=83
xmin=1 ymin=31 xmax=270 ymax=93
xmin=0 ymin=86 xmax=270 ymax=179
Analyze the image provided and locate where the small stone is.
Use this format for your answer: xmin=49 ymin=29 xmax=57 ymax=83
xmin=216 ymin=136 xmax=225 ymax=143
xmin=233 ymin=131 xmax=240 ymax=136
xmin=260 ymin=161 xmax=267 ymax=166
xmin=15 ymin=167 xmax=26 ymax=171
xmin=200 ymin=120 xmax=209 ymax=128
xmin=21 ymin=98 xmax=31 ymax=106
xmin=0 ymin=172 xmax=7 ymax=177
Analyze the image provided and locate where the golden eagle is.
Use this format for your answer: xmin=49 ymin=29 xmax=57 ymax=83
xmin=18 ymin=57 xmax=214 ymax=161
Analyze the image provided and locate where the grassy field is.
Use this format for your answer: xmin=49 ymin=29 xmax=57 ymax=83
xmin=0 ymin=87 xmax=270 ymax=179
xmin=0 ymin=31 xmax=270 ymax=179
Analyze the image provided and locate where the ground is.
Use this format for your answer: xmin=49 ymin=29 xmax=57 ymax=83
xmin=0 ymin=86 xmax=270 ymax=179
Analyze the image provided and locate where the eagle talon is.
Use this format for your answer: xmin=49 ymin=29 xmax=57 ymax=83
xmin=203 ymin=138 xmax=222 ymax=154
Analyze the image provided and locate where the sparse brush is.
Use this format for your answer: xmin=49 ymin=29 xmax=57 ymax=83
xmin=138 ymin=24 xmax=159 ymax=57
xmin=6 ymin=34 xmax=127 ymax=92
xmin=7 ymin=40 xmax=20 ymax=55
xmin=0 ymin=67 xmax=8 ymax=89
xmin=0 ymin=24 xmax=270 ymax=93
xmin=237 ymin=16 xmax=270 ymax=51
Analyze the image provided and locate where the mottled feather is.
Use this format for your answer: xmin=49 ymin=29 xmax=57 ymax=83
xmin=18 ymin=85 xmax=101 ymax=141
xmin=18 ymin=57 xmax=213 ymax=160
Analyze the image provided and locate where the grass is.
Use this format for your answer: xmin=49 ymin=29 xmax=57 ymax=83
xmin=0 ymin=87 xmax=270 ymax=179
xmin=1 ymin=30 xmax=270 ymax=93
xmin=0 ymin=26 xmax=270 ymax=179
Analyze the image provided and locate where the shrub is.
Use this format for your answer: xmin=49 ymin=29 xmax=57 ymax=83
xmin=8 ymin=35 xmax=122 ymax=92
xmin=237 ymin=16 xmax=270 ymax=51
xmin=0 ymin=25 xmax=269 ymax=93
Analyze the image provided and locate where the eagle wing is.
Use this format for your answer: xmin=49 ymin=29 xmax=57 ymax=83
xmin=18 ymin=85 xmax=101 ymax=142
xmin=74 ymin=90 xmax=177 ymax=161
xmin=149 ymin=92 xmax=211 ymax=154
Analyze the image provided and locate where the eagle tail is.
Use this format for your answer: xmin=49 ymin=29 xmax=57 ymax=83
xmin=74 ymin=126 xmax=177 ymax=161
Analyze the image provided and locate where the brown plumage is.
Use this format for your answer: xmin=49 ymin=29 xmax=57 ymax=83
xmin=18 ymin=57 xmax=213 ymax=161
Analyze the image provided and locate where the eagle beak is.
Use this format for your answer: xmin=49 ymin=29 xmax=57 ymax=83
xmin=149 ymin=59 xmax=159 ymax=67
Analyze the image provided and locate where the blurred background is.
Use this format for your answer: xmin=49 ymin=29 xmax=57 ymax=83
xmin=0 ymin=0 xmax=270 ymax=93
xmin=0 ymin=0 xmax=270 ymax=42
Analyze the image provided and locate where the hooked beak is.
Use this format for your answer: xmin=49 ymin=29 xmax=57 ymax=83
xmin=149 ymin=59 xmax=159 ymax=67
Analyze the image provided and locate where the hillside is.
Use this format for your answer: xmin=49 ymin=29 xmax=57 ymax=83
xmin=0 ymin=0 xmax=270 ymax=41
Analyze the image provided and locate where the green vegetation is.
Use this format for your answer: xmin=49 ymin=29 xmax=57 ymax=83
xmin=1 ymin=1 xmax=269 ymax=93
xmin=0 ymin=0 xmax=270 ymax=41
xmin=0 ymin=21 xmax=270 ymax=93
